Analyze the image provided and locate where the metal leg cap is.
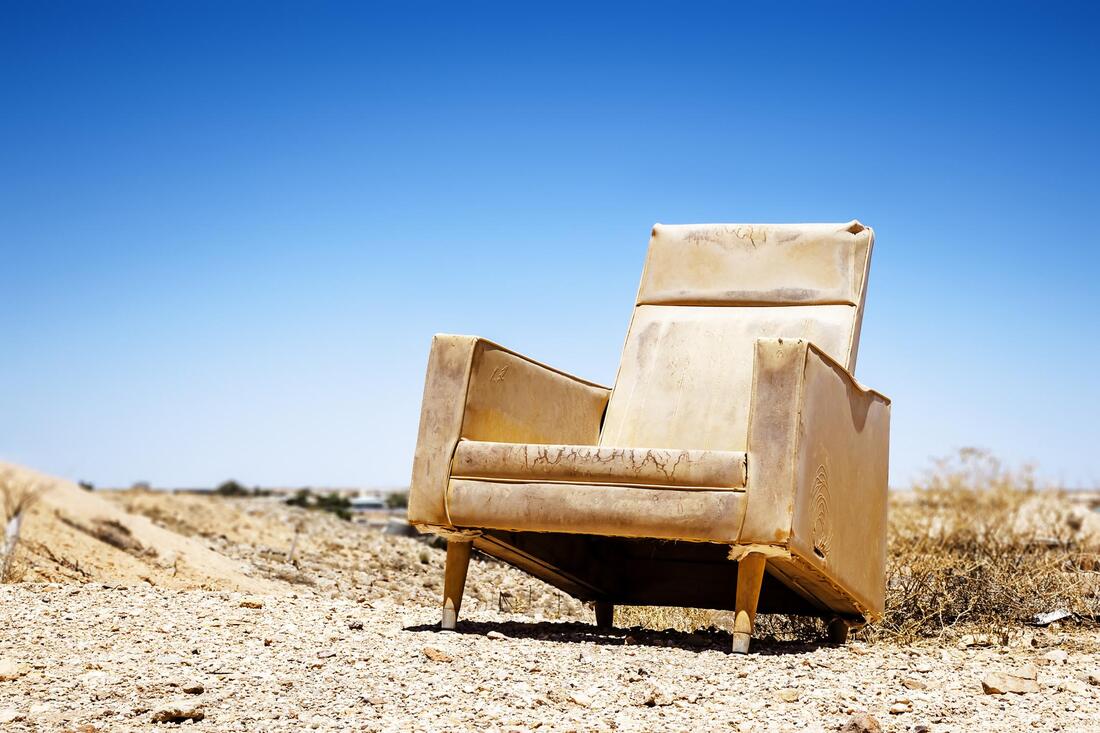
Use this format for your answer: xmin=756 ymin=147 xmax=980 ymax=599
xmin=731 ymin=632 xmax=751 ymax=654
xmin=440 ymin=608 xmax=457 ymax=631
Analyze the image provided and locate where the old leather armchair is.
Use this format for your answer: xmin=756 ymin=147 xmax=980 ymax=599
xmin=408 ymin=221 xmax=891 ymax=653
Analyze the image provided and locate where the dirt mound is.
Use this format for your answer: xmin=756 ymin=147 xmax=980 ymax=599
xmin=2 ymin=462 xmax=586 ymax=620
xmin=1 ymin=463 xmax=277 ymax=593
xmin=109 ymin=488 xmax=589 ymax=619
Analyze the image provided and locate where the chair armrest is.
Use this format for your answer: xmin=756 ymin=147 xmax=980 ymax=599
xmin=741 ymin=338 xmax=891 ymax=615
xmin=408 ymin=334 xmax=611 ymax=529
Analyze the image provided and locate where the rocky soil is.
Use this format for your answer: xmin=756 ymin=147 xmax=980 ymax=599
xmin=2 ymin=479 xmax=1100 ymax=731
xmin=2 ymin=583 xmax=1100 ymax=732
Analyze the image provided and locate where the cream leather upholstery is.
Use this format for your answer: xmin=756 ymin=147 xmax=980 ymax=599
xmin=452 ymin=441 xmax=747 ymax=489
xmin=408 ymin=221 xmax=891 ymax=639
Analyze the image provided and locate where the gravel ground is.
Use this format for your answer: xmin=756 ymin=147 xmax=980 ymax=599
xmin=3 ymin=490 xmax=1100 ymax=731
xmin=3 ymin=583 xmax=1100 ymax=732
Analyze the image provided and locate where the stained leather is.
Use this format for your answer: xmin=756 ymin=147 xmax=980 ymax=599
xmin=447 ymin=479 xmax=747 ymax=543
xmin=451 ymin=440 xmax=747 ymax=489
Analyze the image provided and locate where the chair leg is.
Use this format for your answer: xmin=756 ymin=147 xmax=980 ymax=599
xmin=441 ymin=539 xmax=472 ymax=630
xmin=731 ymin=552 xmax=766 ymax=654
xmin=595 ymin=601 xmax=614 ymax=630
xmin=827 ymin=617 xmax=850 ymax=644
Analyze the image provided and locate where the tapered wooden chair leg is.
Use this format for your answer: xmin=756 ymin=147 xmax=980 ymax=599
xmin=595 ymin=601 xmax=614 ymax=630
xmin=441 ymin=539 xmax=472 ymax=630
xmin=731 ymin=553 xmax=766 ymax=654
xmin=826 ymin=617 xmax=849 ymax=644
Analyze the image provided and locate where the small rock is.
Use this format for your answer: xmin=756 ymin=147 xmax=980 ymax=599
xmin=777 ymin=687 xmax=801 ymax=702
xmin=628 ymin=685 xmax=654 ymax=707
xmin=486 ymin=630 xmax=507 ymax=640
xmin=1059 ymin=678 xmax=1089 ymax=694
xmin=902 ymin=677 xmax=928 ymax=690
xmin=653 ymin=688 xmax=675 ymax=706
xmin=347 ymin=620 xmax=364 ymax=630
xmin=1086 ymin=672 xmax=1100 ymax=687
xmin=422 ymin=647 xmax=453 ymax=663
xmin=181 ymin=682 xmax=204 ymax=695
xmin=912 ymin=660 xmax=934 ymax=673
xmin=150 ymin=701 xmax=204 ymax=723
xmin=839 ymin=712 xmax=882 ymax=733
xmin=982 ymin=666 xmax=1040 ymax=695
xmin=0 ymin=660 xmax=28 ymax=682
xmin=239 ymin=597 xmax=263 ymax=609
xmin=888 ymin=701 xmax=911 ymax=714
xmin=0 ymin=709 xmax=22 ymax=724
xmin=79 ymin=670 xmax=110 ymax=686
xmin=1041 ymin=649 xmax=1068 ymax=665
xmin=569 ymin=691 xmax=591 ymax=707
xmin=912 ymin=725 xmax=931 ymax=733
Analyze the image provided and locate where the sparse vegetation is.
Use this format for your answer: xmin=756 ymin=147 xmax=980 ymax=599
xmin=285 ymin=488 xmax=352 ymax=521
xmin=1 ymin=465 xmax=50 ymax=582
xmin=866 ymin=448 xmax=1099 ymax=643
xmin=385 ymin=490 xmax=409 ymax=510
xmin=215 ymin=480 xmax=250 ymax=497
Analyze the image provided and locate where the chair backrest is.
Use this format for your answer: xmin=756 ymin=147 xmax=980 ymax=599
xmin=599 ymin=221 xmax=874 ymax=452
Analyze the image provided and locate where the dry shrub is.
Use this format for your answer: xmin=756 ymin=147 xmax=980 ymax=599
xmin=1 ymin=465 xmax=50 ymax=582
xmin=621 ymin=449 xmax=1100 ymax=644
xmin=864 ymin=448 xmax=1099 ymax=643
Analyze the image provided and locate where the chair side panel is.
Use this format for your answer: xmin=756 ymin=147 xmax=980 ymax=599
xmin=408 ymin=335 xmax=478 ymax=528
xmin=462 ymin=343 xmax=608 ymax=446
xmin=789 ymin=347 xmax=890 ymax=616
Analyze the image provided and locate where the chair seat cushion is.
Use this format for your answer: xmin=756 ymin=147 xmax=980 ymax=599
xmin=446 ymin=479 xmax=746 ymax=542
xmin=451 ymin=440 xmax=747 ymax=490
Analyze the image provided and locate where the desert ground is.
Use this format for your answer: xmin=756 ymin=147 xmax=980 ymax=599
xmin=2 ymin=464 xmax=1100 ymax=732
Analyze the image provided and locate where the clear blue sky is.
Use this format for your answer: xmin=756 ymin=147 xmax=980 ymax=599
xmin=2 ymin=2 xmax=1098 ymax=489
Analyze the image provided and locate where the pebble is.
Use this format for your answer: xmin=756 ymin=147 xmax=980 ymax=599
xmin=0 ymin=660 xmax=27 ymax=682
xmin=150 ymin=700 xmax=205 ymax=723
xmin=777 ymin=687 xmax=801 ymax=702
xmin=1041 ymin=649 xmax=1069 ymax=665
xmin=982 ymin=666 xmax=1041 ymax=695
xmin=568 ymin=691 xmax=591 ymax=707
xmin=421 ymin=647 xmax=453 ymax=663
xmin=839 ymin=712 xmax=882 ymax=733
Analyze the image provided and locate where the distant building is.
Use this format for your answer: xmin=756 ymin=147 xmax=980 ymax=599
xmin=349 ymin=494 xmax=386 ymax=512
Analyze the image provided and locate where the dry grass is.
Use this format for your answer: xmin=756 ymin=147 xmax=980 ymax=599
xmin=866 ymin=448 xmax=1099 ymax=643
xmin=1 ymin=465 xmax=51 ymax=582
xmin=621 ymin=449 xmax=1100 ymax=644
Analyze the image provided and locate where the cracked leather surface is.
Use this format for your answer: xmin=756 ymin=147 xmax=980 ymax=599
xmin=451 ymin=440 xmax=747 ymax=489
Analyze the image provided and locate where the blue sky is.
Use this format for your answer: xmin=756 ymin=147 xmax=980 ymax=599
xmin=2 ymin=2 xmax=1098 ymax=488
